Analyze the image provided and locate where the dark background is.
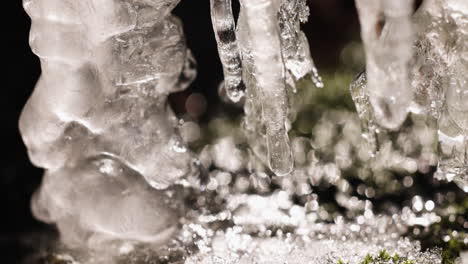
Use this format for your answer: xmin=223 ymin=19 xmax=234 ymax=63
xmin=2 ymin=0 xmax=360 ymax=261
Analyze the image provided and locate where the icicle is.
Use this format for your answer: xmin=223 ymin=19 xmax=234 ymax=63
xmin=355 ymin=0 xmax=414 ymax=130
xmin=443 ymin=53 xmax=468 ymax=192
xmin=278 ymin=0 xmax=323 ymax=88
xmin=210 ymin=0 xmax=245 ymax=103
xmin=412 ymin=0 xmax=468 ymax=191
xmin=435 ymin=108 xmax=467 ymax=192
xmin=349 ymin=71 xmax=378 ymax=156
xmin=240 ymin=0 xmax=293 ymax=176
xmin=435 ymin=75 xmax=468 ymax=191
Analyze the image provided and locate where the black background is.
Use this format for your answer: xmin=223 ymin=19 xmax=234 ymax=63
xmin=3 ymin=0 xmax=360 ymax=261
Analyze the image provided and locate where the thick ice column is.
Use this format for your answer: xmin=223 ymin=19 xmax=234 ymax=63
xmin=436 ymin=56 xmax=468 ymax=191
xmin=355 ymin=0 xmax=414 ymax=130
xmin=241 ymin=0 xmax=293 ymax=176
xmin=411 ymin=0 xmax=468 ymax=191
xmin=436 ymin=107 xmax=467 ymax=191
xmin=210 ymin=0 xmax=245 ymax=103
xmin=20 ymin=0 xmax=197 ymax=248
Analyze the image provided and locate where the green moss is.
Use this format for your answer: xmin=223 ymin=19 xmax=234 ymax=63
xmin=361 ymin=254 xmax=374 ymax=264
xmin=291 ymin=70 xmax=356 ymax=135
xmin=378 ymin=250 xmax=390 ymax=261
xmin=338 ymin=250 xmax=417 ymax=264
xmin=442 ymin=239 xmax=463 ymax=264
xmin=405 ymin=196 xmax=467 ymax=264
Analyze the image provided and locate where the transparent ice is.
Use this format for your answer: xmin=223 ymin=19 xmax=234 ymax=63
xmin=240 ymin=0 xmax=293 ymax=177
xmin=21 ymin=0 xmax=198 ymax=248
xmin=350 ymin=0 xmax=468 ymax=190
xmin=19 ymin=0 xmax=468 ymax=262
xmin=210 ymin=0 xmax=245 ymax=103
xmin=355 ymin=0 xmax=414 ymax=131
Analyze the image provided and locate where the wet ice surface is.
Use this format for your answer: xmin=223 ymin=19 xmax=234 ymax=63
xmin=33 ymin=188 xmax=447 ymax=264
xmin=278 ymin=0 xmax=323 ymax=88
xmin=349 ymin=71 xmax=378 ymax=156
xmin=23 ymin=104 xmax=467 ymax=263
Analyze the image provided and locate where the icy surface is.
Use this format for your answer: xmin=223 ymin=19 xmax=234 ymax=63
xmin=436 ymin=109 xmax=468 ymax=192
xmin=32 ymin=157 xmax=180 ymax=247
xmin=37 ymin=189 xmax=445 ymax=264
xmin=186 ymin=235 xmax=440 ymax=264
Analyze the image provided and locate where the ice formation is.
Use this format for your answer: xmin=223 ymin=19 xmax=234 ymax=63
xmin=19 ymin=0 xmax=468 ymax=262
xmin=233 ymin=0 xmax=321 ymax=176
xmin=210 ymin=0 xmax=245 ymax=103
xmin=419 ymin=0 xmax=468 ymax=190
xmin=240 ymin=0 xmax=293 ymax=176
xmin=34 ymin=188 xmax=448 ymax=264
xmin=351 ymin=0 xmax=468 ymax=190
xmin=277 ymin=0 xmax=323 ymax=88
xmin=355 ymin=0 xmax=414 ymax=131
xmin=209 ymin=0 xmax=323 ymax=176
xmin=349 ymin=71 xmax=378 ymax=156
xmin=21 ymin=0 xmax=198 ymax=248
